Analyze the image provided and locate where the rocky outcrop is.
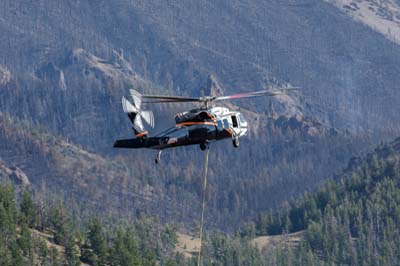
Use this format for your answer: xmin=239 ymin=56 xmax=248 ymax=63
xmin=35 ymin=62 xmax=67 ymax=91
xmin=0 ymin=160 xmax=30 ymax=187
xmin=205 ymin=74 xmax=224 ymax=97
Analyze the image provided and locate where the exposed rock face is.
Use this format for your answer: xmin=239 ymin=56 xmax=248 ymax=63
xmin=206 ymin=74 xmax=224 ymax=97
xmin=326 ymin=0 xmax=400 ymax=44
xmin=0 ymin=160 xmax=30 ymax=187
xmin=0 ymin=65 xmax=11 ymax=86
xmin=272 ymin=115 xmax=325 ymax=138
xmin=35 ymin=63 xmax=67 ymax=91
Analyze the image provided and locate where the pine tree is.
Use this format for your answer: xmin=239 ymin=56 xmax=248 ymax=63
xmin=64 ymin=230 xmax=80 ymax=266
xmin=17 ymin=223 xmax=33 ymax=258
xmin=38 ymin=239 xmax=49 ymax=266
xmin=87 ymin=218 xmax=108 ymax=265
xmin=109 ymin=229 xmax=142 ymax=266
xmin=48 ymin=247 xmax=62 ymax=266
xmin=20 ymin=190 xmax=37 ymax=227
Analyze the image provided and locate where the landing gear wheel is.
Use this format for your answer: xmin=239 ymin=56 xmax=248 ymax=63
xmin=200 ymin=142 xmax=207 ymax=151
xmin=155 ymin=150 xmax=162 ymax=164
xmin=233 ymin=137 xmax=239 ymax=148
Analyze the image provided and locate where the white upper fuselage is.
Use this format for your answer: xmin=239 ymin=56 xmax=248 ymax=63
xmin=177 ymin=106 xmax=248 ymax=138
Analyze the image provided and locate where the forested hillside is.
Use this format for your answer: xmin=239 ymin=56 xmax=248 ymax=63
xmin=3 ymin=3 xmax=400 ymax=266
xmin=2 ymin=1 xmax=400 ymax=132
xmin=2 ymin=0 xmax=400 ymax=232
xmin=0 ymin=109 xmax=370 ymax=230
xmin=2 ymin=136 xmax=400 ymax=266
xmin=0 ymin=182 xmax=178 ymax=266
xmin=240 ymin=137 xmax=400 ymax=265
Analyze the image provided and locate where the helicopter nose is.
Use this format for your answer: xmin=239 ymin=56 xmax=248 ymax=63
xmin=239 ymin=115 xmax=248 ymax=127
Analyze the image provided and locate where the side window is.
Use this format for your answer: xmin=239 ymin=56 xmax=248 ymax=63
xmin=223 ymin=119 xmax=229 ymax=129
xmin=231 ymin=116 xmax=238 ymax=127
xmin=217 ymin=120 xmax=223 ymax=130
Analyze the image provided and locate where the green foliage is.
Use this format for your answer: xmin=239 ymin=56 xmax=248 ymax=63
xmin=0 ymin=183 xmax=161 ymax=266
xmin=86 ymin=218 xmax=108 ymax=265
xmin=20 ymin=191 xmax=37 ymax=227
xmin=246 ymin=142 xmax=400 ymax=265
xmin=109 ymin=228 xmax=142 ymax=266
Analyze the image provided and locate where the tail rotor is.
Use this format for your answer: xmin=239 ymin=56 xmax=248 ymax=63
xmin=122 ymin=90 xmax=154 ymax=137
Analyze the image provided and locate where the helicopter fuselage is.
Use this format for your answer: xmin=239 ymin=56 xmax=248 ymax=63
xmin=113 ymin=107 xmax=248 ymax=151
xmin=114 ymin=88 xmax=291 ymax=163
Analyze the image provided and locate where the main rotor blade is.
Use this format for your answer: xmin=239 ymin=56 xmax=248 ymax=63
xmin=214 ymin=89 xmax=295 ymax=101
xmin=142 ymin=95 xmax=200 ymax=103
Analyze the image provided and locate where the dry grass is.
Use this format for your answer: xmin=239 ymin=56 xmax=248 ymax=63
xmin=251 ymin=230 xmax=305 ymax=250
xmin=175 ymin=232 xmax=201 ymax=258
xmin=31 ymin=229 xmax=65 ymax=253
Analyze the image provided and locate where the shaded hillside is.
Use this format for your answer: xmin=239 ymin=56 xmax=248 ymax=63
xmin=2 ymin=129 xmax=400 ymax=266
xmin=0 ymin=112 xmax=194 ymax=224
xmin=0 ymin=183 xmax=176 ymax=266
xmin=0 ymin=111 xmax=369 ymax=230
xmin=241 ymin=137 xmax=400 ymax=265
xmin=2 ymin=0 xmax=400 ymax=134
xmin=1 ymin=0 xmax=397 ymax=232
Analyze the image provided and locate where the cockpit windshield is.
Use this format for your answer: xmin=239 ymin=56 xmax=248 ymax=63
xmin=237 ymin=114 xmax=247 ymax=124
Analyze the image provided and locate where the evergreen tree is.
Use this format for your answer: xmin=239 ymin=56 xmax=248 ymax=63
xmin=20 ymin=190 xmax=36 ymax=227
xmin=64 ymin=230 xmax=80 ymax=266
xmin=87 ymin=218 xmax=108 ymax=265
xmin=109 ymin=229 xmax=142 ymax=266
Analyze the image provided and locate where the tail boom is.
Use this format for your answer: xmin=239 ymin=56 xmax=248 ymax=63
xmin=113 ymin=137 xmax=160 ymax=149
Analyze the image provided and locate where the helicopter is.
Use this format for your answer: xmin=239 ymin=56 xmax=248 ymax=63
xmin=114 ymin=88 xmax=292 ymax=163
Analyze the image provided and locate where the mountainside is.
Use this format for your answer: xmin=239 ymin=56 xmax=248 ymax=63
xmin=240 ymin=137 xmax=400 ymax=265
xmin=0 ymin=182 xmax=175 ymax=266
xmin=2 ymin=0 xmax=400 ymax=133
xmin=326 ymin=0 xmax=400 ymax=43
xmin=0 ymin=112 xmax=201 ymax=225
xmin=1 ymin=0 xmax=400 ymax=233
xmin=2 ymin=135 xmax=400 ymax=266
xmin=0 ymin=109 xmax=369 ymax=230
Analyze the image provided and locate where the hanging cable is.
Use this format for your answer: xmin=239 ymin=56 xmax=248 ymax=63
xmin=197 ymin=147 xmax=210 ymax=266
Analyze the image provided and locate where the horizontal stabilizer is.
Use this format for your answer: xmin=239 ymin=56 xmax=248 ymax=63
xmin=114 ymin=138 xmax=145 ymax=149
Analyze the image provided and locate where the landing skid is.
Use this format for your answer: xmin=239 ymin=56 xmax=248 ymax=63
xmin=200 ymin=142 xmax=210 ymax=151
xmin=233 ymin=136 xmax=239 ymax=148
xmin=155 ymin=150 xmax=162 ymax=164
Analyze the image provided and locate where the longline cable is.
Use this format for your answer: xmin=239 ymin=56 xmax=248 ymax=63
xmin=197 ymin=147 xmax=210 ymax=266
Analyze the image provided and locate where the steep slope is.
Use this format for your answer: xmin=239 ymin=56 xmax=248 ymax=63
xmin=1 ymin=0 xmax=400 ymax=133
xmin=326 ymin=0 xmax=400 ymax=43
xmin=0 ymin=112 xmax=198 ymax=224
xmin=0 ymin=0 xmax=397 ymax=232
xmin=245 ymin=137 xmax=400 ymax=265
xmin=0 ymin=111 xmax=370 ymax=230
xmin=0 ymin=183 xmax=175 ymax=266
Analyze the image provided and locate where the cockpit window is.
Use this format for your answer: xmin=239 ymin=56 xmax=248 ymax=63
xmin=238 ymin=114 xmax=246 ymax=123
